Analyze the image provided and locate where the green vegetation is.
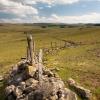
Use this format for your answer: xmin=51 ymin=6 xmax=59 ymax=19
xmin=0 ymin=24 xmax=100 ymax=100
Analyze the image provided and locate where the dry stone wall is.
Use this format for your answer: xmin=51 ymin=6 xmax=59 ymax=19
xmin=5 ymin=60 xmax=77 ymax=100
xmin=4 ymin=34 xmax=91 ymax=100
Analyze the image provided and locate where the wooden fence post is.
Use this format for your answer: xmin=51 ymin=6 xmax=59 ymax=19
xmin=27 ymin=46 xmax=30 ymax=61
xmin=27 ymin=34 xmax=34 ymax=66
xmin=33 ymin=40 xmax=35 ymax=53
xmin=64 ymin=41 xmax=67 ymax=48
xmin=51 ymin=42 xmax=53 ymax=50
xmin=64 ymin=41 xmax=66 ymax=48
xmin=55 ymin=42 xmax=57 ymax=49
xmin=38 ymin=49 xmax=43 ymax=84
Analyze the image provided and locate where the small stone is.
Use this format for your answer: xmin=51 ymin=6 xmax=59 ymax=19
xmin=67 ymin=78 xmax=92 ymax=99
xmin=13 ymin=86 xmax=23 ymax=99
xmin=49 ymin=95 xmax=58 ymax=100
xmin=19 ymin=82 xmax=26 ymax=90
xmin=74 ymin=85 xmax=92 ymax=99
xmin=12 ymin=65 xmax=18 ymax=74
xmin=23 ymin=86 xmax=35 ymax=94
xmin=64 ymin=88 xmax=77 ymax=100
xmin=54 ymin=73 xmax=60 ymax=78
xmin=67 ymin=78 xmax=76 ymax=86
xmin=50 ymin=67 xmax=60 ymax=72
xmin=44 ymin=70 xmax=54 ymax=77
xmin=5 ymin=85 xmax=15 ymax=96
xmin=26 ymin=65 xmax=36 ymax=77
xmin=0 ymin=75 xmax=3 ymax=81
xmin=55 ymin=67 xmax=60 ymax=71
xmin=25 ymin=78 xmax=38 ymax=87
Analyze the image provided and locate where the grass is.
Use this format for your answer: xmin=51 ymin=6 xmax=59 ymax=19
xmin=0 ymin=24 xmax=100 ymax=100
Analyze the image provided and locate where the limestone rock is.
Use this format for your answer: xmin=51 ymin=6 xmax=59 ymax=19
xmin=13 ymin=86 xmax=23 ymax=99
xmin=73 ymin=85 xmax=92 ymax=100
xmin=25 ymin=78 xmax=38 ymax=87
xmin=0 ymin=75 xmax=3 ymax=81
xmin=5 ymin=85 xmax=15 ymax=96
xmin=23 ymin=86 xmax=35 ymax=94
xmin=50 ymin=67 xmax=60 ymax=72
xmin=67 ymin=78 xmax=76 ymax=86
xmin=5 ymin=60 xmax=79 ymax=100
xmin=44 ymin=69 xmax=54 ymax=77
xmin=67 ymin=78 xmax=92 ymax=100
xmin=19 ymin=82 xmax=26 ymax=91
xmin=26 ymin=65 xmax=36 ymax=77
xmin=64 ymin=88 xmax=77 ymax=100
xmin=11 ymin=65 xmax=18 ymax=75
xmin=48 ymin=95 xmax=58 ymax=100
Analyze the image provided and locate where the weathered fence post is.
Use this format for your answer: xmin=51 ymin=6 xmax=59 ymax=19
xmin=64 ymin=41 xmax=67 ymax=48
xmin=27 ymin=46 xmax=30 ymax=61
xmin=51 ymin=42 xmax=57 ymax=50
xmin=38 ymin=49 xmax=43 ymax=84
xmin=33 ymin=40 xmax=35 ymax=53
xmin=55 ymin=42 xmax=57 ymax=49
xmin=27 ymin=34 xmax=34 ymax=66
xmin=51 ymin=42 xmax=53 ymax=50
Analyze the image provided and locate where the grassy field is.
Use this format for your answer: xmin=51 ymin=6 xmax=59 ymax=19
xmin=0 ymin=24 xmax=100 ymax=100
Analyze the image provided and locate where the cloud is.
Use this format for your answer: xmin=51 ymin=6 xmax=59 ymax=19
xmin=37 ymin=12 xmax=100 ymax=23
xmin=0 ymin=0 xmax=100 ymax=23
xmin=0 ymin=0 xmax=38 ymax=17
xmin=54 ymin=0 xmax=79 ymax=5
xmin=10 ymin=0 xmax=37 ymax=5
xmin=11 ymin=0 xmax=80 ymax=5
xmin=0 ymin=0 xmax=80 ymax=19
xmin=1 ymin=12 xmax=100 ymax=23
xmin=35 ymin=0 xmax=79 ymax=5
xmin=0 ymin=16 xmax=40 ymax=23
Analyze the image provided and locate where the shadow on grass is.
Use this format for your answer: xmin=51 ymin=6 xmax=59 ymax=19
xmin=0 ymin=81 xmax=6 ymax=100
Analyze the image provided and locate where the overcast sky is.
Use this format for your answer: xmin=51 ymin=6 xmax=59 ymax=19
xmin=0 ymin=0 xmax=100 ymax=23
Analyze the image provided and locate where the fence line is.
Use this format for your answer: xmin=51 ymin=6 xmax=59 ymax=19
xmin=42 ymin=40 xmax=80 ymax=55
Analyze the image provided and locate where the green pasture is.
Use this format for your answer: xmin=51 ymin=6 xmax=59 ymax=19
xmin=0 ymin=24 xmax=100 ymax=100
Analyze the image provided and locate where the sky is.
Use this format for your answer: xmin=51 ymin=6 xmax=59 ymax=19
xmin=0 ymin=0 xmax=100 ymax=23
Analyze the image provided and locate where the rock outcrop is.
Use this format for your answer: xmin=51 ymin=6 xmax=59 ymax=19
xmin=67 ymin=78 xmax=92 ymax=100
xmin=5 ymin=61 xmax=77 ymax=100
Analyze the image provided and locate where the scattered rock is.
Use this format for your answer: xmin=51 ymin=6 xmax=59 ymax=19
xmin=64 ymin=88 xmax=77 ymax=100
xmin=11 ymin=65 xmax=18 ymax=75
xmin=19 ymin=82 xmax=26 ymax=90
xmin=73 ymin=85 xmax=92 ymax=100
xmin=5 ymin=85 xmax=15 ymax=96
xmin=26 ymin=65 xmax=36 ymax=77
xmin=25 ymin=78 xmax=38 ymax=87
xmin=67 ymin=78 xmax=76 ymax=86
xmin=23 ymin=86 xmax=35 ymax=94
xmin=43 ymin=69 xmax=55 ymax=77
xmin=50 ymin=67 xmax=60 ymax=72
xmin=67 ymin=78 xmax=92 ymax=100
xmin=13 ymin=86 xmax=23 ymax=99
xmin=0 ymin=75 xmax=3 ymax=81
